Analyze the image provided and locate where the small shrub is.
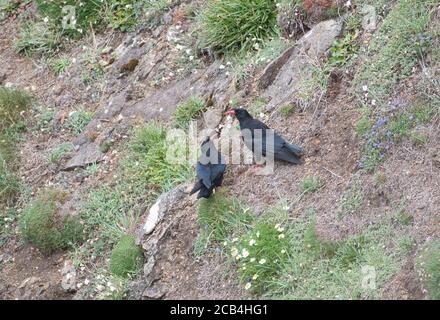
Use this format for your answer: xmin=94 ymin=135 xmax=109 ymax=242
xmin=64 ymin=108 xmax=94 ymax=135
xmin=107 ymin=0 xmax=140 ymax=32
xmin=199 ymin=0 xmax=279 ymax=54
xmin=328 ymin=31 xmax=359 ymax=68
xmin=226 ymin=221 xmax=290 ymax=294
xmin=417 ymin=242 xmax=440 ymax=300
xmin=174 ymin=96 xmax=206 ymax=129
xmin=109 ymin=235 xmax=144 ymax=278
xmin=20 ymin=191 xmax=83 ymax=254
xmin=0 ymin=136 xmax=20 ymax=205
xmin=15 ymin=21 xmax=61 ymax=56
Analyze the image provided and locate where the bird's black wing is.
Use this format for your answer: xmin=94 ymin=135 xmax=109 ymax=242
xmin=196 ymin=162 xmax=213 ymax=189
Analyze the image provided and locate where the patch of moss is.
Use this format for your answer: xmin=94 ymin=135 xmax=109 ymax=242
xmin=109 ymin=235 xmax=144 ymax=278
xmin=19 ymin=191 xmax=83 ymax=254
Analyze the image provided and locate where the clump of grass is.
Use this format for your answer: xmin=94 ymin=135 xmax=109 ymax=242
xmin=64 ymin=108 xmax=94 ymax=135
xmin=80 ymin=181 xmax=145 ymax=242
xmin=299 ymin=177 xmax=323 ymax=195
xmin=109 ymin=235 xmax=144 ymax=278
xmin=278 ymin=104 xmax=295 ymax=118
xmin=198 ymin=189 xmax=254 ymax=243
xmin=174 ymin=96 xmax=206 ymax=129
xmin=15 ymin=21 xmax=61 ymax=56
xmin=0 ymin=87 xmax=31 ymax=205
xmin=20 ymin=191 xmax=83 ymax=254
xmin=126 ymin=122 xmax=192 ymax=190
xmin=50 ymin=57 xmax=71 ymax=75
xmin=35 ymin=0 xmax=105 ymax=38
xmin=226 ymin=221 xmax=290 ymax=294
xmin=199 ymin=0 xmax=279 ymax=54
xmin=0 ymin=87 xmax=32 ymax=131
xmin=303 ymin=222 xmax=338 ymax=258
xmin=416 ymin=242 xmax=440 ymax=300
xmin=340 ymin=184 xmax=364 ymax=214
xmin=50 ymin=142 xmax=74 ymax=163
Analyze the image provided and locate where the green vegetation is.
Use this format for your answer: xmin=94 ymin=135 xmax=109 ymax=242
xmin=0 ymin=87 xmax=31 ymax=205
xmin=278 ymin=104 xmax=295 ymax=118
xmin=299 ymin=177 xmax=323 ymax=195
xmin=20 ymin=191 xmax=83 ymax=254
xmin=50 ymin=57 xmax=71 ymax=75
xmin=15 ymin=21 xmax=61 ymax=56
xmin=50 ymin=142 xmax=74 ymax=163
xmin=109 ymin=235 xmax=144 ymax=277
xmin=328 ymin=32 xmax=359 ymax=68
xmin=227 ymin=221 xmax=291 ymax=294
xmin=198 ymin=190 xmax=254 ymax=244
xmin=417 ymin=242 xmax=440 ymax=300
xmin=354 ymin=0 xmax=435 ymax=106
xmin=174 ymin=96 xmax=206 ymax=129
xmin=199 ymin=0 xmax=279 ymax=54
xmin=36 ymin=0 xmax=105 ymax=38
xmin=126 ymin=122 xmax=192 ymax=190
xmin=64 ymin=108 xmax=94 ymax=135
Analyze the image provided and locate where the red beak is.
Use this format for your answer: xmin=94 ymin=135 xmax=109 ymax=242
xmin=224 ymin=110 xmax=236 ymax=116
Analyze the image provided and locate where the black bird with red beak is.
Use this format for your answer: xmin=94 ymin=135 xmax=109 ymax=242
xmin=225 ymin=108 xmax=304 ymax=165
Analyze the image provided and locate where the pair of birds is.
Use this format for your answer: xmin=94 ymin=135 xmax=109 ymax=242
xmin=190 ymin=108 xmax=304 ymax=199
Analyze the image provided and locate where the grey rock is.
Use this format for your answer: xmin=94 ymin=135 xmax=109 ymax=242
xmin=61 ymin=260 xmax=77 ymax=292
xmin=143 ymin=283 xmax=166 ymax=299
xmin=258 ymin=46 xmax=295 ymax=90
xmin=162 ymin=13 xmax=173 ymax=25
xmin=63 ymin=143 xmax=103 ymax=171
xmin=362 ymin=5 xmax=377 ymax=32
xmin=262 ymin=19 xmax=343 ymax=111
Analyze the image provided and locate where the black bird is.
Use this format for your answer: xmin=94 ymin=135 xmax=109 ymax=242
xmin=224 ymin=108 xmax=304 ymax=165
xmin=190 ymin=136 xmax=226 ymax=199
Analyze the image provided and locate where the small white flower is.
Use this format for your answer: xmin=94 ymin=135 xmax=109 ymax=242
xmin=278 ymin=234 xmax=285 ymax=239
xmin=232 ymin=237 xmax=239 ymax=243
xmin=219 ymin=64 xmax=225 ymax=70
xmin=231 ymin=247 xmax=238 ymax=257
xmin=281 ymin=249 xmax=286 ymax=254
xmin=43 ymin=17 xmax=49 ymax=23
xmin=362 ymin=85 xmax=368 ymax=92
xmin=236 ymin=254 xmax=242 ymax=261
xmin=256 ymin=232 xmax=260 ymax=238
xmin=223 ymin=241 xmax=228 ymax=246
xmin=242 ymin=248 xmax=249 ymax=258
xmin=249 ymin=239 xmax=256 ymax=246
xmin=252 ymin=274 xmax=259 ymax=280
xmin=245 ymin=282 xmax=252 ymax=290
xmin=250 ymin=258 xmax=256 ymax=263
xmin=259 ymin=259 xmax=266 ymax=264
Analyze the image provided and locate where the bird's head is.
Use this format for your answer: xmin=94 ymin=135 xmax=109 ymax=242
xmin=224 ymin=108 xmax=252 ymax=121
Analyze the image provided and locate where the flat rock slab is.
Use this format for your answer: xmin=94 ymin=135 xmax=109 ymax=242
xmin=63 ymin=143 xmax=103 ymax=171
xmin=260 ymin=19 xmax=343 ymax=111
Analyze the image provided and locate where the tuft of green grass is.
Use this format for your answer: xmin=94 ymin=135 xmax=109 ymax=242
xmin=278 ymin=104 xmax=295 ymax=118
xmin=125 ymin=122 xmax=192 ymax=191
xmin=20 ymin=191 xmax=83 ymax=254
xmin=303 ymin=222 xmax=338 ymax=258
xmin=356 ymin=109 xmax=373 ymax=137
xmin=0 ymin=136 xmax=20 ymax=205
xmin=227 ymin=221 xmax=291 ymax=294
xmin=109 ymin=235 xmax=144 ymax=278
xmin=15 ymin=21 xmax=61 ymax=56
xmin=49 ymin=57 xmax=71 ymax=75
xmin=299 ymin=177 xmax=323 ymax=195
xmin=416 ymin=242 xmax=440 ymax=300
xmin=341 ymin=184 xmax=364 ymax=214
xmin=50 ymin=142 xmax=74 ymax=163
xmin=174 ymin=96 xmax=206 ymax=129
xmin=64 ymin=108 xmax=94 ymax=135
xmin=0 ymin=87 xmax=32 ymax=131
xmin=199 ymin=0 xmax=279 ymax=54
xmin=198 ymin=189 xmax=255 ymax=243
